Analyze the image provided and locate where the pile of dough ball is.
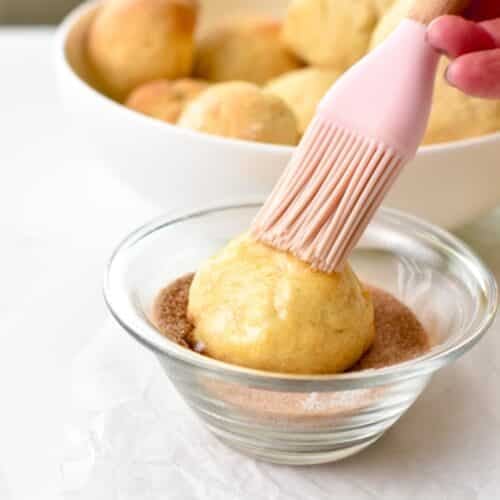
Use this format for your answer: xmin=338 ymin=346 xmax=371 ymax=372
xmin=86 ymin=0 xmax=500 ymax=146
xmin=188 ymin=234 xmax=375 ymax=374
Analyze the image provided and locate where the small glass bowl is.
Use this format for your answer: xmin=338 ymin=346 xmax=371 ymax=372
xmin=104 ymin=203 xmax=497 ymax=465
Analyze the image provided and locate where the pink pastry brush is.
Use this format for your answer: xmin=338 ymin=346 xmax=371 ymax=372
xmin=251 ymin=0 xmax=470 ymax=272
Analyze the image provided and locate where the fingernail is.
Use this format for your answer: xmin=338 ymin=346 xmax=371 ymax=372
xmin=444 ymin=64 xmax=457 ymax=88
xmin=435 ymin=46 xmax=451 ymax=57
xmin=426 ymin=37 xmax=451 ymax=57
xmin=425 ymin=24 xmax=450 ymax=57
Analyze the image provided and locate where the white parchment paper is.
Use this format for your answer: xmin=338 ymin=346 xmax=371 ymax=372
xmin=62 ymin=296 xmax=500 ymax=500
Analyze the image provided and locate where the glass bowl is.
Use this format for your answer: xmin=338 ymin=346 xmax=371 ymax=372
xmin=104 ymin=203 xmax=497 ymax=465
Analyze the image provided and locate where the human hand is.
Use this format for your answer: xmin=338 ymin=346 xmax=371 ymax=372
xmin=427 ymin=1 xmax=500 ymax=99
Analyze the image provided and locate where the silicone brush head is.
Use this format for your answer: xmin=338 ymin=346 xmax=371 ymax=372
xmin=251 ymin=19 xmax=441 ymax=272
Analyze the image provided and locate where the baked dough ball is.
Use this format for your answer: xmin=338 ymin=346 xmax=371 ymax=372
xmin=178 ymin=81 xmax=299 ymax=145
xmin=88 ymin=0 xmax=198 ymax=101
xmin=282 ymin=0 xmax=381 ymax=70
xmin=374 ymin=0 xmax=396 ymax=15
xmin=424 ymin=62 xmax=500 ymax=144
xmin=125 ymin=78 xmax=208 ymax=123
xmin=266 ymin=68 xmax=341 ymax=134
xmin=194 ymin=16 xmax=302 ymax=84
xmin=188 ymin=234 xmax=375 ymax=374
xmin=370 ymin=0 xmax=412 ymax=49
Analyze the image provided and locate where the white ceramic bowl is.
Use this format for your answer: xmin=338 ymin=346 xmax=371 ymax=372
xmin=54 ymin=0 xmax=500 ymax=228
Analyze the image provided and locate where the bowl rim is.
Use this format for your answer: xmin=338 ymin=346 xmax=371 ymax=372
xmin=103 ymin=202 xmax=498 ymax=387
xmin=55 ymin=0 xmax=500 ymax=157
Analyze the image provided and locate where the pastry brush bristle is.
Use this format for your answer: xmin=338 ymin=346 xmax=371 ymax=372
xmin=251 ymin=116 xmax=405 ymax=272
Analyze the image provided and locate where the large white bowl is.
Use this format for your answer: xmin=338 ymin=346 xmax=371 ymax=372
xmin=54 ymin=0 xmax=500 ymax=228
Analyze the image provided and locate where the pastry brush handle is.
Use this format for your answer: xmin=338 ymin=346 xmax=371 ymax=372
xmin=409 ymin=0 xmax=471 ymax=25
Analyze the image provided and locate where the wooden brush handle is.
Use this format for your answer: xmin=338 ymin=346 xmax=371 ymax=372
xmin=409 ymin=0 xmax=471 ymax=25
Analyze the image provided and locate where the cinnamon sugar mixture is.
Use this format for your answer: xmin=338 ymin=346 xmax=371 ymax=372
xmin=152 ymin=274 xmax=430 ymax=371
xmin=152 ymin=275 xmax=194 ymax=348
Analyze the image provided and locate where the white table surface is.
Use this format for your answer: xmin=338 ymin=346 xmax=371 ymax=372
xmin=1 ymin=28 xmax=500 ymax=500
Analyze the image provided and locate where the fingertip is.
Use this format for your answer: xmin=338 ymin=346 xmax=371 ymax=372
xmin=427 ymin=16 xmax=458 ymax=56
xmin=445 ymin=57 xmax=473 ymax=92
xmin=428 ymin=15 xmax=460 ymax=33
xmin=426 ymin=16 xmax=496 ymax=58
xmin=445 ymin=50 xmax=500 ymax=99
xmin=427 ymin=16 xmax=474 ymax=57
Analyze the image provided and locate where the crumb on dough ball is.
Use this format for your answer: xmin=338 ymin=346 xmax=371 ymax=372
xmin=87 ymin=0 xmax=198 ymax=101
xmin=266 ymin=67 xmax=341 ymax=134
xmin=424 ymin=61 xmax=500 ymax=144
xmin=125 ymin=78 xmax=209 ymax=123
xmin=188 ymin=234 xmax=375 ymax=374
xmin=369 ymin=0 xmax=412 ymax=49
xmin=282 ymin=0 xmax=381 ymax=70
xmin=194 ymin=16 xmax=302 ymax=85
xmin=178 ymin=81 xmax=300 ymax=145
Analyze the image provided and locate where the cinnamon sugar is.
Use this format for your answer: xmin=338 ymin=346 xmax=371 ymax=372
xmin=351 ymin=286 xmax=431 ymax=370
xmin=151 ymin=274 xmax=431 ymax=372
xmin=151 ymin=274 xmax=195 ymax=348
